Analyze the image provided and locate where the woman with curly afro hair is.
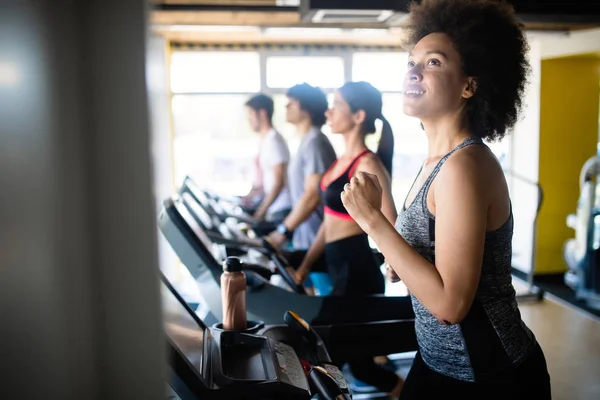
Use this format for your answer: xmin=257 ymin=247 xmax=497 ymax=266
xmin=340 ymin=0 xmax=551 ymax=398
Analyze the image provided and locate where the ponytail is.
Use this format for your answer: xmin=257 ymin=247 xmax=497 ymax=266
xmin=337 ymin=81 xmax=393 ymax=175
xmin=376 ymin=115 xmax=394 ymax=177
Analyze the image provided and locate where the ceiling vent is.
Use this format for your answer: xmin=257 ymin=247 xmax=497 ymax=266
xmin=276 ymin=0 xmax=301 ymax=5
xmin=300 ymin=0 xmax=407 ymax=24
xmin=310 ymin=9 xmax=394 ymax=23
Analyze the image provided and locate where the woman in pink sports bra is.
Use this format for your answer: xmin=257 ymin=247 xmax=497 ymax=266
xmin=292 ymin=81 xmax=404 ymax=397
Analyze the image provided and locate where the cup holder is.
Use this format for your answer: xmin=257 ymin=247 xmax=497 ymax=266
xmin=211 ymin=320 xmax=265 ymax=334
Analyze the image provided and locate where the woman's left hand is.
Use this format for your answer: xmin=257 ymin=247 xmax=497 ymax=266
xmin=341 ymin=171 xmax=383 ymax=230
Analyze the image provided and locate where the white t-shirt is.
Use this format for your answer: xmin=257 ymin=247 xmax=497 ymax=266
xmin=258 ymin=129 xmax=292 ymax=217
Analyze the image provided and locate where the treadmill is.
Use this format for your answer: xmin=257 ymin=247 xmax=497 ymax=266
xmin=178 ymin=178 xmax=263 ymax=250
xmin=160 ymin=272 xmax=353 ymax=399
xmin=158 ymin=194 xmax=417 ymax=361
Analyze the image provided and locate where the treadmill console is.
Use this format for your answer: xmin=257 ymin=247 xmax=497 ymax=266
xmin=161 ymin=275 xmax=312 ymax=399
xmin=212 ymin=330 xmax=310 ymax=398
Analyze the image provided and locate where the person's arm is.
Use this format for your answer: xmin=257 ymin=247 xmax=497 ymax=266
xmin=341 ymin=154 xmax=487 ymax=325
xmin=240 ymin=188 xmax=262 ymax=209
xmin=265 ymin=172 xmax=321 ymax=247
xmin=281 ymin=137 xmax=332 ymax=231
xmin=242 ymin=171 xmax=263 ymax=200
xmin=240 ymin=162 xmax=264 ymax=206
xmin=355 ymin=156 xmax=403 ymax=284
xmin=253 ymin=163 xmax=286 ymax=220
xmin=266 ymin=137 xmax=332 ymax=247
xmin=354 ymin=155 xmax=397 ymax=224
xmin=294 ymin=223 xmax=327 ymax=284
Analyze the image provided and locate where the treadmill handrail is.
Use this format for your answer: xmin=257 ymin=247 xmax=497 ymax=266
xmin=182 ymin=176 xmax=258 ymax=225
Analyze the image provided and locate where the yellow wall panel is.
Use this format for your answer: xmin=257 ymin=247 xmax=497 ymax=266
xmin=537 ymin=57 xmax=600 ymax=273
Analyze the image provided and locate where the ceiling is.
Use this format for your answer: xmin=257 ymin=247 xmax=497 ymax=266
xmin=151 ymin=0 xmax=600 ymax=44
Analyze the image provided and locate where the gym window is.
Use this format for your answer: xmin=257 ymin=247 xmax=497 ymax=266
xmin=168 ymin=47 xmax=512 ymax=202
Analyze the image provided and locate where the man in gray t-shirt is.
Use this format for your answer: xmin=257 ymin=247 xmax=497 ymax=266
xmin=266 ymin=83 xmax=336 ymax=250
xmin=287 ymin=126 xmax=336 ymax=249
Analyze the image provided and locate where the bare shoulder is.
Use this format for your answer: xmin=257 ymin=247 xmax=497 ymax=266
xmin=356 ymin=152 xmax=389 ymax=177
xmin=435 ymin=144 xmax=508 ymax=216
xmin=439 ymin=144 xmax=502 ymax=184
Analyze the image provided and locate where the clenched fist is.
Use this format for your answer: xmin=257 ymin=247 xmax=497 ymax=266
xmin=340 ymin=171 xmax=383 ymax=228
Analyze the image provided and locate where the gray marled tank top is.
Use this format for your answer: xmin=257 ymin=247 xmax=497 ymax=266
xmin=395 ymin=137 xmax=536 ymax=382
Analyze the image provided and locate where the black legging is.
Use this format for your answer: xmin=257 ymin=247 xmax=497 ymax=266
xmin=281 ymin=249 xmax=328 ymax=272
xmin=281 ymin=239 xmax=386 ymax=282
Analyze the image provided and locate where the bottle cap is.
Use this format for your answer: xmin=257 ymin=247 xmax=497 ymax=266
xmin=223 ymin=256 xmax=242 ymax=272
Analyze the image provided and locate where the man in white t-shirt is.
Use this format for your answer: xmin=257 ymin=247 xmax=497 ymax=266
xmin=242 ymin=94 xmax=292 ymax=228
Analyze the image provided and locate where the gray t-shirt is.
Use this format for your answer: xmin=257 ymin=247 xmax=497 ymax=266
xmin=288 ymin=127 xmax=337 ymax=250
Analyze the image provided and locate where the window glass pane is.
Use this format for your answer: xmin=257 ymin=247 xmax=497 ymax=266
xmin=266 ymin=56 xmax=344 ymax=89
xmin=271 ymin=93 xmax=300 ymax=153
xmin=380 ymin=93 xmax=427 ymax=208
xmin=171 ymin=52 xmax=260 ymax=93
xmin=352 ymin=52 xmax=408 ymax=92
xmin=171 ymin=94 xmax=258 ymax=196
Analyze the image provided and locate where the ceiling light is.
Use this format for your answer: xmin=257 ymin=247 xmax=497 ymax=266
xmin=262 ymin=27 xmax=344 ymax=36
xmin=153 ymin=25 xmax=261 ymax=33
xmin=350 ymin=28 xmax=390 ymax=37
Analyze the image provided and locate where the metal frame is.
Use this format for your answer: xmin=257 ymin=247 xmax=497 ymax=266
xmin=505 ymin=169 xmax=545 ymax=302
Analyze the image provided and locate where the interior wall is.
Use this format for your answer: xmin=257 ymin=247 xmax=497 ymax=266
xmin=0 ymin=2 xmax=98 ymax=397
xmin=537 ymin=56 xmax=600 ymax=274
xmin=541 ymin=28 xmax=600 ymax=60
xmin=147 ymin=34 xmax=180 ymax=279
xmin=0 ymin=0 xmax=166 ymax=398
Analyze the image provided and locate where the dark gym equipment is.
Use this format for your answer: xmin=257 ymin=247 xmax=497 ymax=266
xmin=563 ymin=154 xmax=600 ymax=310
xmin=158 ymin=193 xmax=417 ymax=361
xmin=161 ymin=272 xmax=352 ymax=399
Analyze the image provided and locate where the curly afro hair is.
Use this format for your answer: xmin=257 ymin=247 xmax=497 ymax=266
xmin=403 ymin=0 xmax=530 ymax=142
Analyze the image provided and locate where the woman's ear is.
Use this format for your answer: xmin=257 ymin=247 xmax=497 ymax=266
xmin=462 ymin=77 xmax=477 ymax=99
xmin=353 ymin=109 xmax=367 ymax=125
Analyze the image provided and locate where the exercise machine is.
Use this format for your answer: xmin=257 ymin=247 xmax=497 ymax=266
xmin=180 ymin=176 xmax=377 ymax=295
xmin=563 ymin=152 xmax=600 ymax=310
xmin=503 ymin=169 xmax=545 ymax=302
xmin=158 ymin=195 xmax=417 ymax=362
xmin=178 ymin=178 xmax=265 ymax=251
xmin=161 ymin=272 xmax=352 ymax=399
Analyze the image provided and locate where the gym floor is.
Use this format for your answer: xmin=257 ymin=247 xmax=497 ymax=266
xmin=383 ymin=278 xmax=600 ymax=400
xmin=515 ymin=279 xmax=600 ymax=400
